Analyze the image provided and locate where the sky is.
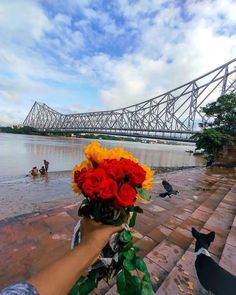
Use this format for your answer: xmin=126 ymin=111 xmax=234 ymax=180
xmin=0 ymin=0 xmax=236 ymax=126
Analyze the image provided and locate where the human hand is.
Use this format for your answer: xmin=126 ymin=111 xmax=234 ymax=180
xmin=80 ymin=218 xmax=124 ymax=252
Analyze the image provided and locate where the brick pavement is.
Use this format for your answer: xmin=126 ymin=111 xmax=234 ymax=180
xmin=0 ymin=167 xmax=235 ymax=295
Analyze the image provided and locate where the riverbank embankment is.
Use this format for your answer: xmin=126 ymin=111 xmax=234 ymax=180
xmin=0 ymin=167 xmax=236 ymax=292
xmin=0 ymin=166 xmax=206 ymax=220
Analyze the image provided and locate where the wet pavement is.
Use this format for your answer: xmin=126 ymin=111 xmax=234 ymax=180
xmin=0 ymin=167 xmax=236 ymax=295
xmin=0 ymin=171 xmax=77 ymax=220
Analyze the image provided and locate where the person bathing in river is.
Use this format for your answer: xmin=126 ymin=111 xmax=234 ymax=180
xmin=31 ymin=167 xmax=38 ymax=176
xmin=39 ymin=166 xmax=46 ymax=176
xmin=44 ymin=160 xmax=49 ymax=173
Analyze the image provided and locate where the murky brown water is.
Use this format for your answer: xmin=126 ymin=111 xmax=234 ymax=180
xmin=0 ymin=133 xmax=205 ymax=219
xmin=0 ymin=133 xmax=204 ymax=178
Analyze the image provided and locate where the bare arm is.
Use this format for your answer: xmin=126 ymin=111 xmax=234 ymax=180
xmin=28 ymin=219 xmax=123 ymax=295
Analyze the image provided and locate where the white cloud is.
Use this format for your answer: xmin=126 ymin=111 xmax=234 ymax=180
xmin=94 ymin=0 xmax=236 ymax=109
xmin=0 ymin=0 xmax=236 ymax=126
xmin=0 ymin=0 xmax=51 ymax=43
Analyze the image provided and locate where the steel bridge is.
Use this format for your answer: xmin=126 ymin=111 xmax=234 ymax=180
xmin=24 ymin=58 xmax=236 ymax=141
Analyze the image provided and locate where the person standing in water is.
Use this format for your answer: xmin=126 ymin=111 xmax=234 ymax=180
xmin=44 ymin=160 xmax=49 ymax=173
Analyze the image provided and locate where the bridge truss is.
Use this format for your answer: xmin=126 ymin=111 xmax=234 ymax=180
xmin=24 ymin=58 xmax=236 ymax=141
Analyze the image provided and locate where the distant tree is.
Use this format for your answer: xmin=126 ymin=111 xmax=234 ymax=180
xmin=0 ymin=126 xmax=43 ymax=135
xmin=200 ymin=93 xmax=236 ymax=135
xmin=192 ymin=128 xmax=232 ymax=159
xmin=192 ymin=93 xmax=236 ymax=162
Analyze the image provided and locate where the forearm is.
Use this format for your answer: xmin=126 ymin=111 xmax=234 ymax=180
xmin=28 ymin=241 xmax=100 ymax=295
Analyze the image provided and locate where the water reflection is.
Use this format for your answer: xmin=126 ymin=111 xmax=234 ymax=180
xmin=0 ymin=133 xmax=204 ymax=178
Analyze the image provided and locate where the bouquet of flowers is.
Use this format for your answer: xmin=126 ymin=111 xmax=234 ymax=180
xmin=70 ymin=141 xmax=155 ymax=295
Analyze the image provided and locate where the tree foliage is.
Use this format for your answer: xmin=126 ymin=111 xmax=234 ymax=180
xmin=201 ymin=93 xmax=236 ymax=135
xmin=192 ymin=128 xmax=232 ymax=157
xmin=192 ymin=93 xmax=236 ymax=160
xmin=0 ymin=126 xmax=44 ymax=135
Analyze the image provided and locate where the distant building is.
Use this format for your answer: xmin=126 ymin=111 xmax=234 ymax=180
xmin=14 ymin=124 xmax=24 ymax=129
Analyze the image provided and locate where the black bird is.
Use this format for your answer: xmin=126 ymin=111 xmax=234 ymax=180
xmin=159 ymin=180 xmax=179 ymax=198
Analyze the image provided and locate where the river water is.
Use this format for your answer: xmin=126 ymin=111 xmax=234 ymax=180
xmin=0 ymin=133 xmax=204 ymax=219
xmin=0 ymin=133 xmax=204 ymax=178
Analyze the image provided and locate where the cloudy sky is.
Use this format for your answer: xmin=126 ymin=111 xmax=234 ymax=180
xmin=0 ymin=0 xmax=236 ymax=125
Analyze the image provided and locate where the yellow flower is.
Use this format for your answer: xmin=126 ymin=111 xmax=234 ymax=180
xmin=142 ymin=164 xmax=156 ymax=190
xmin=71 ymin=160 xmax=92 ymax=194
xmin=84 ymin=141 xmax=109 ymax=164
xmin=107 ymin=147 xmax=138 ymax=162
xmin=78 ymin=160 xmax=93 ymax=170
xmin=84 ymin=141 xmax=138 ymax=164
xmin=135 ymin=194 xmax=143 ymax=203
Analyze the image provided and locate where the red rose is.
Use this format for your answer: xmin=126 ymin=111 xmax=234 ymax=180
xmin=74 ymin=170 xmax=80 ymax=183
xmin=119 ymin=159 xmax=146 ymax=187
xmin=99 ymin=177 xmax=118 ymax=199
xmin=99 ymin=159 xmax=124 ymax=182
xmin=74 ymin=168 xmax=88 ymax=188
xmin=128 ymin=164 xmax=146 ymax=187
xmin=81 ymin=168 xmax=107 ymax=199
xmin=115 ymin=183 xmax=136 ymax=207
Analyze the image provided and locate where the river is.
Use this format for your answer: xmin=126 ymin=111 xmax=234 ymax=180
xmin=0 ymin=133 xmax=204 ymax=219
xmin=0 ymin=133 xmax=204 ymax=178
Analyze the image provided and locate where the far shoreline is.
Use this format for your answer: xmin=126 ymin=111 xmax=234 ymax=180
xmin=0 ymin=128 xmax=196 ymax=147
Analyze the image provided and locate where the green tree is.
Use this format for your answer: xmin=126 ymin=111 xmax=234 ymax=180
xmin=192 ymin=93 xmax=236 ymax=161
xmin=192 ymin=128 xmax=232 ymax=159
xmin=201 ymin=93 xmax=236 ymax=135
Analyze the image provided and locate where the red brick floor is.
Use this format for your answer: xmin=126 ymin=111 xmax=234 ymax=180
xmin=0 ymin=167 xmax=236 ymax=295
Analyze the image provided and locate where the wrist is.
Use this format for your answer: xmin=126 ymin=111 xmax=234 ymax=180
xmin=80 ymin=235 xmax=107 ymax=255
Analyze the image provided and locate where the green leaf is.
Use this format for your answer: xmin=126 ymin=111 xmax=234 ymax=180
xmin=78 ymin=278 xmax=97 ymax=295
xmin=81 ymin=198 xmax=89 ymax=206
xmin=129 ymin=212 xmax=137 ymax=227
xmin=122 ymin=242 xmax=133 ymax=252
xmin=117 ymin=270 xmax=127 ymax=292
xmin=93 ymin=202 xmax=102 ymax=220
xmin=130 ymin=275 xmax=142 ymax=287
xmin=68 ymin=284 xmax=79 ymax=295
xmin=133 ymin=206 xmax=144 ymax=213
xmin=123 ymin=248 xmax=135 ymax=260
xmin=135 ymin=257 xmax=148 ymax=272
xmin=123 ymin=259 xmax=136 ymax=271
xmin=141 ymin=281 xmax=154 ymax=295
xmin=119 ymin=230 xmax=132 ymax=243
xmin=136 ymin=188 xmax=151 ymax=201
xmin=143 ymin=273 xmax=151 ymax=283
xmin=68 ymin=277 xmax=85 ymax=295
xmin=133 ymin=246 xmax=140 ymax=253
xmin=129 ymin=275 xmax=142 ymax=292
xmin=117 ymin=270 xmax=142 ymax=295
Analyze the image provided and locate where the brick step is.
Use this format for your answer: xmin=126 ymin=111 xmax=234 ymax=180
xmin=99 ymin=180 xmax=231 ymax=295
xmin=155 ymin=183 xmax=236 ymax=295
xmin=135 ymin=183 xmax=228 ymax=259
xmin=219 ymin=184 xmax=236 ymax=276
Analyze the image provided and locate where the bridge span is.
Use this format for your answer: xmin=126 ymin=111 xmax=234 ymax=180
xmin=23 ymin=58 xmax=236 ymax=142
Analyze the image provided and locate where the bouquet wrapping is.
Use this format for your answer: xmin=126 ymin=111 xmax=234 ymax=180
xmin=70 ymin=141 xmax=155 ymax=295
